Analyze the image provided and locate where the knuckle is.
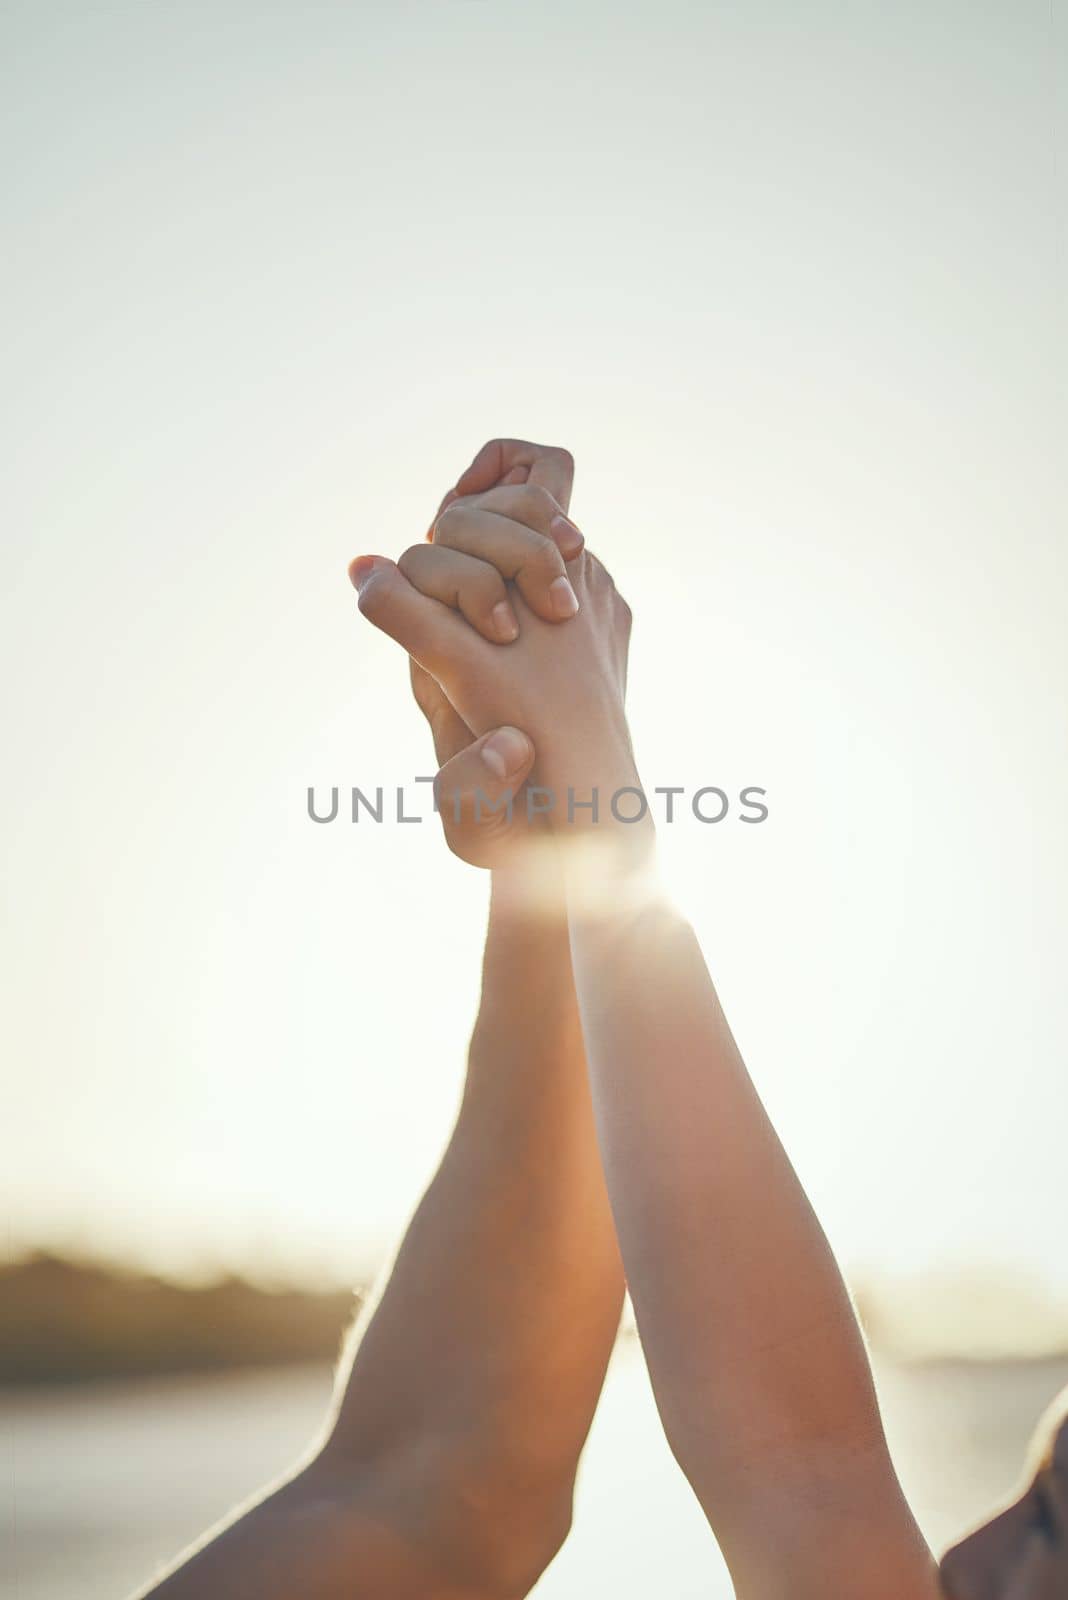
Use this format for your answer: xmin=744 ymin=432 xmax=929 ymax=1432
xmin=523 ymin=532 xmax=565 ymax=579
xmin=516 ymin=482 xmax=556 ymax=524
xmin=433 ymin=503 xmax=465 ymax=545
xmin=472 ymin=566 xmax=508 ymax=607
xmin=607 ymin=571 xmax=632 ymax=623
xmin=396 ymin=544 xmax=425 ymax=577
xmin=547 ymin=444 xmax=575 ymax=473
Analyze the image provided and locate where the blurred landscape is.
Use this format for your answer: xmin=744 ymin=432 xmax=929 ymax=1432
xmin=0 ymin=1253 xmax=363 ymax=1385
xmin=6 ymin=1251 xmax=1068 ymax=1388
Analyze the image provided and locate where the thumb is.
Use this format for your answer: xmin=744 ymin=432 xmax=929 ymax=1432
xmin=434 ymin=726 xmax=536 ymax=865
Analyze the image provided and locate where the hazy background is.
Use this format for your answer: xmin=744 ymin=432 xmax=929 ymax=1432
xmin=3 ymin=1 xmax=1065 ymax=1326
xmin=3 ymin=4 xmax=1066 ymax=1596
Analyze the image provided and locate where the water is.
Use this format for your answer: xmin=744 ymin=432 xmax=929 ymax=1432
xmin=6 ymin=1343 xmax=1068 ymax=1599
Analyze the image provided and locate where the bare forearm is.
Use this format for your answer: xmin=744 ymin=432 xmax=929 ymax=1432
xmin=141 ymin=869 xmax=623 ymax=1600
xmin=565 ymin=833 xmax=934 ymax=1595
xmin=326 ymin=862 xmax=623 ymax=1541
xmin=571 ymin=900 xmax=876 ymax=1459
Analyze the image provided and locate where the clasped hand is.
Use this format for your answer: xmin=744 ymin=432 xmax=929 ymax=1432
xmin=350 ymin=438 xmax=638 ymax=871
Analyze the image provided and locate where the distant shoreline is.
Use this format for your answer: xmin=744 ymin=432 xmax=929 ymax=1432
xmin=5 ymin=1253 xmax=1068 ymax=1386
xmin=0 ymin=1252 xmax=363 ymax=1386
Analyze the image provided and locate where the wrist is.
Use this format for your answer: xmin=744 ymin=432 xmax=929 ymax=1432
xmin=489 ymin=838 xmax=568 ymax=924
xmin=541 ymin=738 xmax=659 ymax=920
xmin=560 ymin=810 xmax=659 ymax=924
xmin=479 ymin=855 xmax=583 ymax=1052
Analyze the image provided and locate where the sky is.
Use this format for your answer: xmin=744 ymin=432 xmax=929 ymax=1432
xmin=2 ymin=1 xmax=1065 ymax=1302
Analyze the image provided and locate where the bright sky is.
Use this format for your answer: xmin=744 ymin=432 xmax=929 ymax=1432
xmin=3 ymin=2 xmax=1065 ymax=1296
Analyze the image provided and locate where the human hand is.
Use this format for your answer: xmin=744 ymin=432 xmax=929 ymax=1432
xmin=351 ymin=447 xmax=636 ymax=834
xmin=367 ymin=439 xmax=598 ymax=867
xmin=406 ymin=656 xmax=542 ymax=871
xmin=432 ymin=436 xmax=578 ymax=525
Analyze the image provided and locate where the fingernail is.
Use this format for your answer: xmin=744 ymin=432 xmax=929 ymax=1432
xmin=551 ymin=514 xmax=584 ymax=557
xmin=491 ymin=600 xmax=519 ymax=642
xmin=348 ymin=555 xmax=377 ymax=590
xmin=549 ymin=576 xmax=579 ymax=618
xmin=481 ymin=726 xmax=531 ymax=780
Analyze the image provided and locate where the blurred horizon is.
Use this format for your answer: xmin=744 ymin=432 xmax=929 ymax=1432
xmin=8 ymin=1247 xmax=1068 ymax=1382
xmin=3 ymin=0 xmax=1066 ymax=1351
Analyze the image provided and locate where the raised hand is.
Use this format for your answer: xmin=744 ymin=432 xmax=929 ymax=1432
xmin=368 ymin=439 xmax=592 ymax=868
xmin=403 ymin=479 xmax=585 ymax=640
xmin=351 ymin=448 xmax=635 ymax=836
xmin=434 ymin=436 xmax=579 ymax=525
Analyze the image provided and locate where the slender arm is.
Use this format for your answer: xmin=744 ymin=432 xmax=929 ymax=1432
xmin=135 ymin=863 xmax=624 ymax=1600
xmin=562 ymin=803 xmax=939 ymax=1600
xmin=324 ymin=861 xmax=625 ymax=1580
